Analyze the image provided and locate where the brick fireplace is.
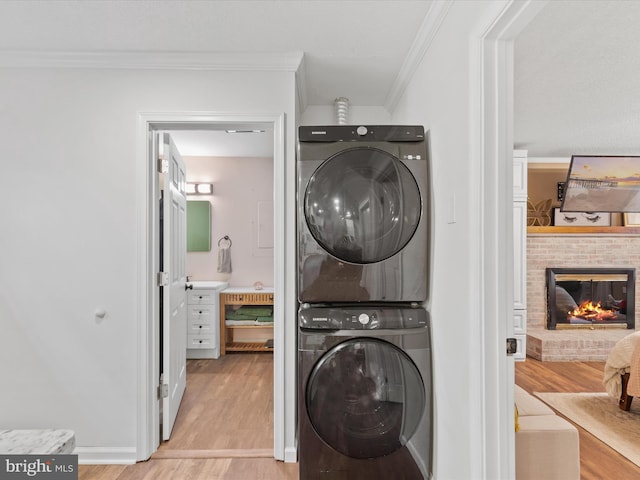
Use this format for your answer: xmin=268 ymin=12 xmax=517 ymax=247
xmin=527 ymin=233 xmax=640 ymax=360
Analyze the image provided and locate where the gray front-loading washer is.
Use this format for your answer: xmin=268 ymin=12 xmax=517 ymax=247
xmin=298 ymin=304 xmax=432 ymax=479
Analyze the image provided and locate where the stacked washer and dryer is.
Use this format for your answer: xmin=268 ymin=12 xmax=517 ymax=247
xmin=297 ymin=125 xmax=433 ymax=479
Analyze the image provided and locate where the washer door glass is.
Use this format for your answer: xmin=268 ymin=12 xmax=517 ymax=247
xmin=306 ymin=338 xmax=425 ymax=459
xmin=304 ymin=147 xmax=421 ymax=264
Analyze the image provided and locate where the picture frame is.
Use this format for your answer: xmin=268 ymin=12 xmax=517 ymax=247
xmin=623 ymin=213 xmax=640 ymax=226
xmin=561 ymin=155 xmax=640 ymax=212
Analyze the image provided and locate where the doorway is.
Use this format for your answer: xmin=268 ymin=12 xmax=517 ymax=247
xmin=164 ymin=129 xmax=274 ymax=450
xmin=137 ymin=112 xmax=286 ymax=461
xmin=475 ymin=1 xmax=548 ymax=477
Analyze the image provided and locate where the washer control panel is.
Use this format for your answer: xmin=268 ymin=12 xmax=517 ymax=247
xmin=299 ymin=305 xmax=427 ymax=330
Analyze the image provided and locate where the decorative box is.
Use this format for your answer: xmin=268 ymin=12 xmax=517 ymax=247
xmin=553 ymin=208 xmax=611 ymax=227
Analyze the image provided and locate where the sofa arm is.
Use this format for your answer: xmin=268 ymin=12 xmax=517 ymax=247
xmin=628 ymin=342 xmax=640 ymax=397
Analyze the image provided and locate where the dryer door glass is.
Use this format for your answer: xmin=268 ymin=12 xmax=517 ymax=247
xmin=306 ymin=338 xmax=425 ymax=459
xmin=304 ymin=147 xmax=421 ymax=264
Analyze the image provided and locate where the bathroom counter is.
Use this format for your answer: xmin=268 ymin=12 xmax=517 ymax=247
xmin=0 ymin=429 xmax=75 ymax=454
xmin=222 ymin=286 xmax=274 ymax=293
xmin=188 ymin=281 xmax=228 ymax=290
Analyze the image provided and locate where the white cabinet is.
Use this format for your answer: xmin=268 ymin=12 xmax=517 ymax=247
xmin=513 ymin=150 xmax=527 ymax=361
xmin=186 ymin=281 xmax=228 ymax=359
xmin=513 ymin=151 xmax=528 ymax=199
xmin=513 ymin=202 xmax=527 ymax=311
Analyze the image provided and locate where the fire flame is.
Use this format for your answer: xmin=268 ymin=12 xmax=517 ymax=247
xmin=569 ymin=300 xmax=618 ymax=321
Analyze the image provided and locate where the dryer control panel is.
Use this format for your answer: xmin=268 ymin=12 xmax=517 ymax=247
xmin=299 ymin=125 xmax=425 ymax=143
xmin=299 ymin=305 xmax=427 ymax=330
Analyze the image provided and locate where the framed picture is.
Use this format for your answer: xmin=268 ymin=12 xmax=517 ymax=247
xmin=623 ymin=213 xmax=640 ymax=226
xmin=561 ymin=155 xmax=640 ymax=212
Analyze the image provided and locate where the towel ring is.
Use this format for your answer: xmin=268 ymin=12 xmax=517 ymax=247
xmin=218 ymin=235 xmax=232 ymax=247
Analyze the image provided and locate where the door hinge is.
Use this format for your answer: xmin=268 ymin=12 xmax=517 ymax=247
xmin=158 ymin=373 xmax=168 ymax=399
xmin=157 ymin=272 xmax=169 ymax=287
xmin=506 ymin=338 xmax=518 ymax=356
xmin=158 ymin=383 xmax=169 ymax=399
xmin=157 ymin=158 xmax=168 ymax=174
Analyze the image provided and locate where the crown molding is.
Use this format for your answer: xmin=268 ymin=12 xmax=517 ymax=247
xmin=384 ymin=0 xmax=452 ymax=112
xmin=0 ymin=50 xmax=303 ymax=71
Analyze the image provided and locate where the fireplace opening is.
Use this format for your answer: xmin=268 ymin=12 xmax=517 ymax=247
xmin=546 ymin=267 xmax=635 ymax=330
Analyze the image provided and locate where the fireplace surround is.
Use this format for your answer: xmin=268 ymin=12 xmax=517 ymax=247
xmin=546 ymin=267 xmax=635 ymax=330
xmin=526 ymin=233 xmax=640 ymax=361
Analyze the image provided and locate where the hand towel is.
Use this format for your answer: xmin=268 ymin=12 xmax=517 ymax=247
xmin=217 ymin=245 xmax=232 ymax=273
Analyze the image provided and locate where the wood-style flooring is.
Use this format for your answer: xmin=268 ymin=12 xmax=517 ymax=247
xmin=79 ymin=353 xmax=298 ymax=480
xmin=80 ymin=355 xmax=639 ymax=479
xmin=78 ymin=458 xmax=298 ymax=480
xmin=158 ymin=353 xmax=274 ymax=453
xmin=516 ymin=357 xmax=640 ymax=480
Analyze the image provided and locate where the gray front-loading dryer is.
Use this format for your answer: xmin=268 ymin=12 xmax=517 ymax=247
xmin=297 ymin=125 xmax=429 ymax=303
xmin=298 ymin=304 xmax=432 ymax=479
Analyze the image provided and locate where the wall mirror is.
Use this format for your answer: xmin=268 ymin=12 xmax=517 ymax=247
xmin=187 ymin=200 xmax=212 ymax=252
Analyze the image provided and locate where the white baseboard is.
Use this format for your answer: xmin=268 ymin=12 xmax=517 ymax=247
xmin=75 ymin=446 xmax=137 ymax=464
xmin=186 ymin=348 xmax=219 ymax=359
xmin=283 ymin=446 xmax=297 ymax=463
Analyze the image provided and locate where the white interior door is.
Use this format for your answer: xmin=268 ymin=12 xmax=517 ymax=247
xmin=161 ymin=132 xmax=187 ymax=440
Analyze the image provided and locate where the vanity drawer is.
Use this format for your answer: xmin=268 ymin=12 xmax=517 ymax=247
xmin=187 ymin=305 xmax=215 ymax=321
xmin=188 ymin=322 xmax=214 ymax=335
xmin=188 ymin=335 xmax=214 ymax=349
xmin=186 ymin=287 xmax=223 ymax=359
xmin=187 ymin=290 xmax=217 ymax=305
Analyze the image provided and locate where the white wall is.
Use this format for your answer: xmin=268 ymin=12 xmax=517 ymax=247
xmin=0 ymin=67 xmax=296 ymax=461
xmin=0 ymin=1 xmax=536 ymax=471
xmin=184 ymin=156 xmax=274 ymax=287
xmin=391 ymin=2 xmax=513 ymax=478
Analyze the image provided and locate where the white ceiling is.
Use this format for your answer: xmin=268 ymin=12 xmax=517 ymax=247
xmin=0 ymin=0 xmax=432 ymax=106
xmin=0 ymin=0 xmax=637 ymax=158
xmin=515 ymin=0 xmax=640 ymax=158
xmin=170 ymin=129 xmax=274 ymax=158
xmin=0 ymin=0 xmax=432 ymax=157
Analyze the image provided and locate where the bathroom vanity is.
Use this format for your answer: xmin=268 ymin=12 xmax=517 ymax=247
xmin=186 ymin=281 xmax=228 ymax=359
xmin=220 ymin=287 xmax=274 ymax=354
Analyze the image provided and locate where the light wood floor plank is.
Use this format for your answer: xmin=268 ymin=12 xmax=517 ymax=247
xmin=79 ymin=353 xmax=290 ymax=479
xmin=152 ymin=448 xmax=273 ymax=459
xmin=158 ymin=353 xmax=274 ymax=452
xmin=79 ymin=458 xmax=298 ymax=480
xmin=81 ymin=356 xmax=634 ymax=479
xmin=516 ymin=358 xmax=640 ymax=480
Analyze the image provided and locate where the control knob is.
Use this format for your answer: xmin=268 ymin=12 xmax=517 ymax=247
xmin=358 ymin=313 xmax=370 ymax=325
